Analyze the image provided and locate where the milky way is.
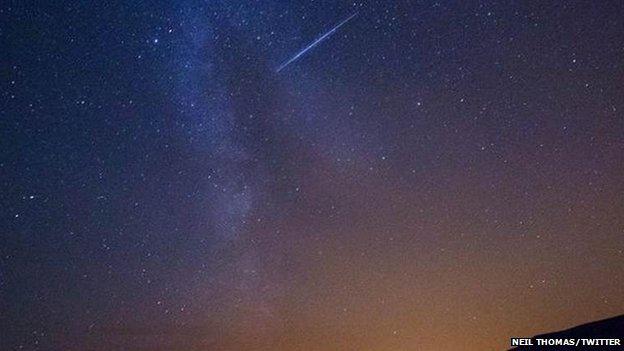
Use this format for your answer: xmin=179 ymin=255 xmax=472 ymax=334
xmin=2 ymin=1 xmax=623 ymax=350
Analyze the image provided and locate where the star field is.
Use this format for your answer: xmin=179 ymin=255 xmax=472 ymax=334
xmin=1 ymin=1 xmax=623 ymax=350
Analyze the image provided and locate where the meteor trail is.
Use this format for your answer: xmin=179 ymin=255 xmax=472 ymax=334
xmin=276 ymin=12 xmax=358 ymax=72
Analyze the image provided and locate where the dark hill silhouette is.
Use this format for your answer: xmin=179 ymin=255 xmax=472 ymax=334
xmin=509 ymin=314 xmax=624 ymax=350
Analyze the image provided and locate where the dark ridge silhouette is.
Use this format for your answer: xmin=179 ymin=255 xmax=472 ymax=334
xmin=509 ymin=314 xmax=624 ymax=350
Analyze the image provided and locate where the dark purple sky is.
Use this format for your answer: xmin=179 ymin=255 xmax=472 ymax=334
xmin=2 ymin=1 xmax=623 ymax=350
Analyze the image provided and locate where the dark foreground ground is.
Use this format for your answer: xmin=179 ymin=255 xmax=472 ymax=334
xmin=509 ymin=314 xmax=624 ymax=350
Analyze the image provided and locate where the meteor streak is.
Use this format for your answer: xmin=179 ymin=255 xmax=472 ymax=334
xmin=276 ymin=12 xmax=358 ymax=72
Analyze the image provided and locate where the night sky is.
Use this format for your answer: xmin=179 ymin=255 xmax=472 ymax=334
xmin=2 ymin=1 xmax=623 ymax=350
